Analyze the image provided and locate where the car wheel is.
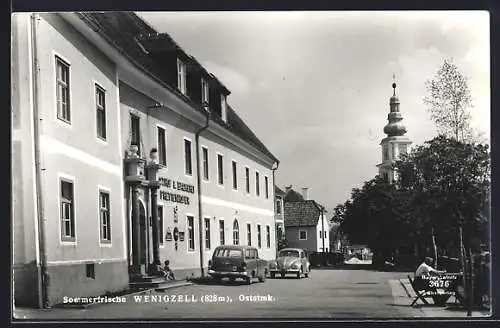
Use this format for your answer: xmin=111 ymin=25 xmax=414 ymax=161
xmin=215 ymin=277 xmax=223 ymax=284
xmin=245 ymin=276 xmax=252 ymax=285
xmin=280 ymin=272 xmax=285 ymax=278
xmin=305 ymin=272 xmax=309 ymax=278
xmin=229 ymin=277 xmax=236 ymax=284
xmin=270 ymin=272 xmax=275 ymax=279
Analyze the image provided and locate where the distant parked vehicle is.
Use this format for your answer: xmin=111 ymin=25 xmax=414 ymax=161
xmin=268 ymin=248 xmax=311 ymax=279
xmin=207 ymin=245 xmax=268 ymax=284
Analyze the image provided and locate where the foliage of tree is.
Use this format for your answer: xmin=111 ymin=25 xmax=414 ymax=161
xmin=337 ymin=135 xmax=490 ymax=266
xmin=395 ymin=135 xmax=490 ymax=255
xmin=423 ymin=59 xmax=476 ymax=142
xmin=330 ymin=203 xmax=346 ymax=224
xmin=338 ymin=177 xmax=412 ymax=260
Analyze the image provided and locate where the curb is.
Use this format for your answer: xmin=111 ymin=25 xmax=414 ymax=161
xmin=399 ymin=279 xmax=412 ymax=298
xmin=55 ymin=281 xmax=194 ymax=309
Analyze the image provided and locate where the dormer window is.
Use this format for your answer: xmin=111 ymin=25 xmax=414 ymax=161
xmin=201 ymin=78 xmax=209 ymax=105
xmin=177 ymin=58 xmax=187 ymax=95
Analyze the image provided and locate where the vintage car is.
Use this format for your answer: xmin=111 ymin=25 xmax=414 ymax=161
xmin=208 ymin=245 xmax=268 ymax=284
xmin=268 ymin=248 xmax=311 ymax=279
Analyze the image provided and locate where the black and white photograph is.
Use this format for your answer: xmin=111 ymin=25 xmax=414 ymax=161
xmin=11 ymin=10 xmax=492 ymax=320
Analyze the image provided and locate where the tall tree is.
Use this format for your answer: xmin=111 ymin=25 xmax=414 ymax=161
xmin=423 ymin=59 xmax=474 ymax=142
xmin=394 ymin=135 xmax=490 ymax=255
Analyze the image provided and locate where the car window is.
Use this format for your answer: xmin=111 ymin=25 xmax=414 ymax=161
xmin=214 ymin=248 xmax=242 ymax=257
xmin=245 ymin=249 xmax=252 ymax=259
xmin=254 ymin=249 xmax=258 ymax=259
xmin=279 ymin=250 xmax=300 ymax=257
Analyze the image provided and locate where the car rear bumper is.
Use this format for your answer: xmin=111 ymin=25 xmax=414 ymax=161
xmin=269 ymin=268 xmax=300 ymax=274
xmin=208 ymin=269 xmax=248 ymax=278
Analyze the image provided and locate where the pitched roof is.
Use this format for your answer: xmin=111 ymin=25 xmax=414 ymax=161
xmin=284 ymin=200 xmax=322 ymax=227
xmin=76 ymin=12 xmax=278 ymax=164
xmin=284 ymin=189 xmax=305 ymax=202
xmin=275 ymin=186 xmax=285 ymax=196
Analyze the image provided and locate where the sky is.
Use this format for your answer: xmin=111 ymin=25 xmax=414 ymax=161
xmin=138 ymin=11 xmax=490 ymax=214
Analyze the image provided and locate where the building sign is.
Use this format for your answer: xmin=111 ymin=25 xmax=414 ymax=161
xmin=158 ymin=177 xmax=195 ymax=205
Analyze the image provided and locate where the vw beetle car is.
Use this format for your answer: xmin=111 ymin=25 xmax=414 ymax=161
xmin=208 ymin=245 xmax=268 ymax=284
xmin=268 ymin=248 xmax=310 ymax=279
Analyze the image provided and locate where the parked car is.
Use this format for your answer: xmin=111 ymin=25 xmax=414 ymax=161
xmin=207 ymin=245 xmax=268 ymax=284
xmin=268 ymin=248 xmax=311 ymax=279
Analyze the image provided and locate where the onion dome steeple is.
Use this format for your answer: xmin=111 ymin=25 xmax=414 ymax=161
xmin=383 ymin=77 xmax=407 ymax=137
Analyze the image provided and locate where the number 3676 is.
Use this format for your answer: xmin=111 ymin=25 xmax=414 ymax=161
xmin=429 ymin=280 xmax=451 ymax=288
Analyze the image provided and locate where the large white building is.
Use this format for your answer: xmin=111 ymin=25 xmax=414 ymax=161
xmin=12 ymin=12 xmax=279 ymax=308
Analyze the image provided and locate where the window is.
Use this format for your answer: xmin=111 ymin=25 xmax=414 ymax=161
xmin=158 ymin=206 xmax=164 ymax=246
xmin=99 ymin=191 xmax=111 ymax=243
xmin=265 ymin=176 xmax=269 ymax=199
xmin=215 ymin=248 xmax=242 ymax=257
xmin=276 ymin=198 xmax=282 ymax=214
xmin=255 ymin=172 xmax=260 ymax=196
xmin=266 ymin=225 xmax=271 ymax=248
xmin=202 ymin=147 xmax=209 ymax=180
xmin=60 ymin=179 xmax=75 ymax=242
xmin=187 ymin=216 xmax=195 ymax=251
xmin=86 ymin=263 xmax=95 ymax=279
xmin=177 ymin=58 xmax=187 ymax=95
xmin=56 ymin=56 xmax=71 ymax=123
xmin=383 ymin=144 xmax=389 ymax=161
xmin=400 ymin=144 xmax=408 ymax=156
xmin=221 ymin=94 xmax=227 ymax=122
xmin=232 ymin=161 xmax=237 ymax=190
xmin=184 ymin=139 xmax=192 ymax=176
xmin=320 ymin=231 xmax=323 ymax=238
xmin=217 ymin=154 xmax=224 ymax=185
xmin=219 ymin=220 xmax=225 ymax=245
xmin=204 ymin=218 xmax=211 ymax=250
xmin=201 ymin=78 xmax=209 ymax=105
xmin=299 ymin=230 xmax=307 ymax=240
xmin=232 ymin=219 xmax=239 ymax=245
xmin=130 ymin=114 xmax=141 ymax=155
xmin=157 ymin=127 xmax=166 ymax=166
xmin=95 ymin=85 xmax=106 ymax=140
xmin=245 ymin=167 xmax=250 ymax=193
xmin=247 ymin=223 xmax=252 ymax=246
xmin=257 ymin=225 xmax=262 ymax=248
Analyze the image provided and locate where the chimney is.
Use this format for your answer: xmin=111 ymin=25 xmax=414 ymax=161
xmin=301 ymin=187 xmax=309 ymax=200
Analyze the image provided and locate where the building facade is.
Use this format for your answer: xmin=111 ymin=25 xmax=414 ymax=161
xmin=376 ymin=81 xmax=411 ymax=183
xmin=12 ymin=12 xmax=278 ymax=308
xmin=274 ymin=186 xmax=285 ymax=243
xmin=282 ymin=187 xmax=330 ymax=253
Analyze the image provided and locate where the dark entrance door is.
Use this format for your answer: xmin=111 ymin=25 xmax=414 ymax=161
xmin=139 ymin=202 xmax=147 ymax=265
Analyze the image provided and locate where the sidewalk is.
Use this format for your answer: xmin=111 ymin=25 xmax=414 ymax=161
xmin=397 ymin=278 xmax=491 ymax=318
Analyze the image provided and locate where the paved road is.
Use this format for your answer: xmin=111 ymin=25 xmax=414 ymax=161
xmin=14 ymin=267 xmax=427 ymax=320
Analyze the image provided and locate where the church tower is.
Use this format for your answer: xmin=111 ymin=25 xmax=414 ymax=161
xmin=377 ymin=78 xmax=412 ymax=183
